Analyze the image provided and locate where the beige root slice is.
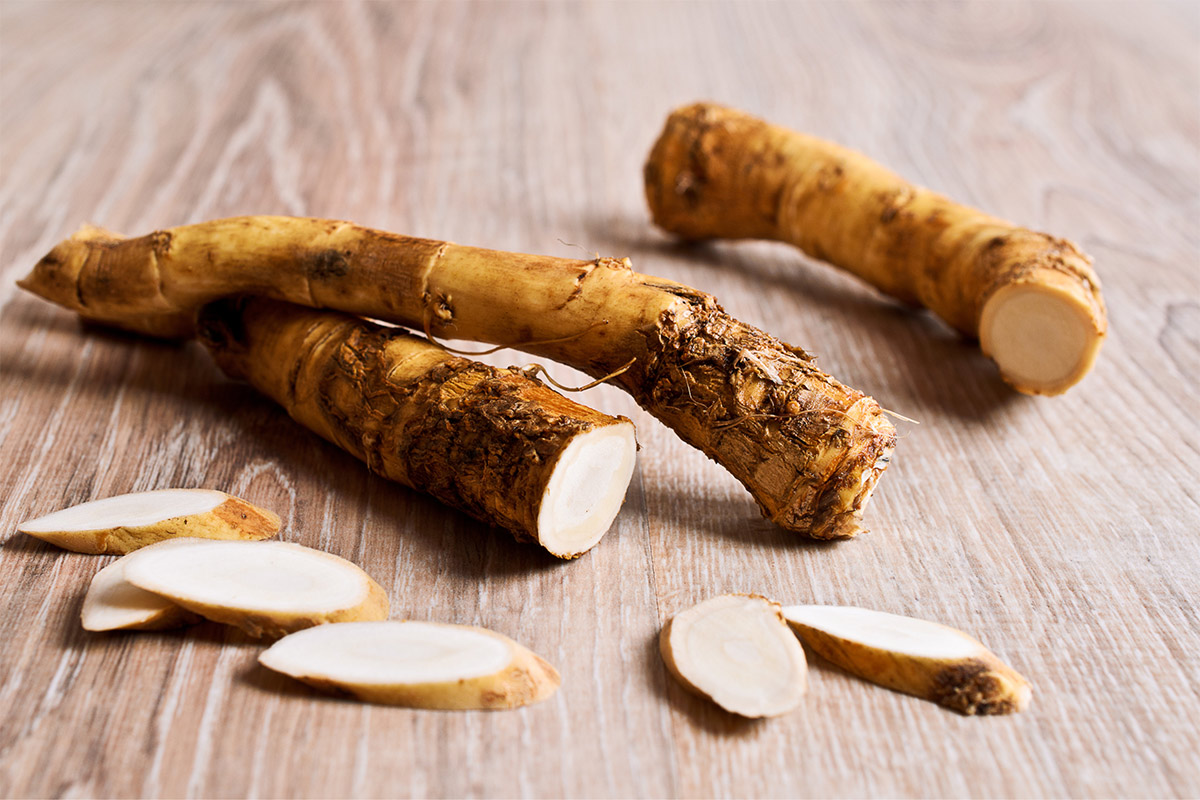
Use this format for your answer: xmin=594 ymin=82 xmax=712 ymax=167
xmin=18 ymin=216 xmax=896 ymax=539
xmin=121 ymin=538 xmax=388 ymax=639
xmin=258 ymin=620 xmax=561 ymax=710
xmin=782 ymin=604 xmax=1031 ymax=715
xmin=644 ymin=102 xmax=1107 ymax=396
xmin=18 ymin=488 xmax=280 ymax=554
xmin=81 ymin=539 xmax=206 ymax=631
xmin=660 ymin=594 xmax=807 ymax=718
xmin=978 ymin=279 xmax=1103 ymax=395
xmin=198 ymin=297 xmax=636 ymax=558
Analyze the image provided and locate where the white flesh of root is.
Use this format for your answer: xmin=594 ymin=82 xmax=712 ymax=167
xmin=80 ymin=539 xmax=207 ymax=631
xmin=537 ymin=424 xmax=637 ymax=557
xmin=258 ymin=621 xmax=561 ymax=709
xmin=660 ymin=594 xmax=807 ymax=718
xmin=121 ymin=539 xmax=388 ymax=638
xmin=782 ymin=605 xmax=1032 ymax=715
xmin=18 ymin=488 xmax=280 ymax=554
xmin=979 ymin=283 xmax=1103 ymax=396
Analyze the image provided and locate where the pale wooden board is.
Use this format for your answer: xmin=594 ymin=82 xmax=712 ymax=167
xmin=1 ymin=1 xmax=1198 ymax=797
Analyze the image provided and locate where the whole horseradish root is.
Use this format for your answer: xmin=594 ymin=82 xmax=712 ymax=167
xmin=644 ymin=103 xmax=1107 ymax=396
xmin=19 ymin=217 xmax=896 ymax=538
xmin=198 ymin=297 xmax=636 ymax=558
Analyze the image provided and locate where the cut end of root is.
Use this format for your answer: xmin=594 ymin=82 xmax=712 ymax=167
xmin=537 ymin=422 xmax=637 ymax=557
xmin=660 ymin=594 xmax=807 ymax=718
xmin=979 ymin=282 xmax=1104 ymax=396
xmin=807 ymin=442 xmax=893 ymax=539
xmin=258 ymin=621 xmax=561 ymax=709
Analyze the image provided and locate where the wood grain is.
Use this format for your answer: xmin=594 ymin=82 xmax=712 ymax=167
xmin=1 ymin=1 xmax=1197 ymax=797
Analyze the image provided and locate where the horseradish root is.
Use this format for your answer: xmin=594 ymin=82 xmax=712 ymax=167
xmin=259 ymin=621 xmax=561 ymax=709
xmin=198 ymin=298 xmax=636 ymax=557
xmin=19 ymin=216 xmax=895 ymax=538
xmin=644 ymin=103 xmax=1107 ymax=395
xmin=121 ymin=538 xmax=388 ymax=638
xmin=18 ymin=489 xmax=280 ymax=554
xmin=81 ymin=540 xmax=201 ymax=631
xmin=782 ymin=605 xmax=1031 ymax=715
xmin=660 ymin=594 xmax=807 ymax=717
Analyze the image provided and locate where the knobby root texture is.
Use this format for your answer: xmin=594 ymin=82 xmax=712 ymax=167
xmin=198 ymin=297 xmax=636 ymax=557
xmin=644 ymin=102 xmax=1106 ymax=395
xmin=20 ymin=216 xmax=897 ymax=537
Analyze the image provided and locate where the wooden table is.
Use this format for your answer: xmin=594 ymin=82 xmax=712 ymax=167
xmin=2 ymin=1 xmax=1197 ymax=797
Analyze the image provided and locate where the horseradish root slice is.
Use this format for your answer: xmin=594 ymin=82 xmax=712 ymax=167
xmin=81 ymin=540 xmax=204 ymax=631
xmin=18 ymin=489 xmax=281 ymax=554
xmin=121 ymin=539 xmax=388 ymax=638
xmin=660 ymin=594 xmax=807 ymax=718
xmin=258 ymin=621 xmax=561 ymax=709
xmin=782 ymin=605 xmax=1031 ymax=715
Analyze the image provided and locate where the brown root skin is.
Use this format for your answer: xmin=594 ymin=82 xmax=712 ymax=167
xmin=633 ymin=295 xmax=894 ymax=536
xmin=19 ymin=215 xmax=896 ymax=538
xmin=644 ymin=102 xmax=1107 ymax=396
xmin=929 ymin=658 xmax=1030 ymax=716
xmin=198 ymin=297 xmax=634 ymax=556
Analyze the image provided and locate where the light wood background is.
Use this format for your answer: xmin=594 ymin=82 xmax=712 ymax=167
xmin=2 ymin=1 xmax=1197 ymax=797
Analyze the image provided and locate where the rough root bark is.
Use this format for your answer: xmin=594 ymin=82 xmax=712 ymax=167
xmin=644 ymin=102 xmax=1106 ymax=394
xmin=197 ymin=297 xmax=630 ymax=553
xmin=20 ymin=216 xmax=895 ymax=537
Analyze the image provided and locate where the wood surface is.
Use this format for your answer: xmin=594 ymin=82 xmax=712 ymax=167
xmin=1 ymin=1 xmax=1197 ymax=797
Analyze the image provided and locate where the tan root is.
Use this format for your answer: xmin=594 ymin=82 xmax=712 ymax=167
xmin=644 ymin=102 xmax=1107 ymax=395
xmin=198 ymin=297 xmax=636 ymax=557
xmin=18 ymin=216 xmax=897 ymax=538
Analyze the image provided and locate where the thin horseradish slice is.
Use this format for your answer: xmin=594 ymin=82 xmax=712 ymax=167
xmin=259 ymin=621 xmax=561 ymax=709
xmin=660 ymin=594 xmax=807 ymax=717
xmin=782 ymin=604 xmax=1031 ymax=715
xmin=121 ymin=539 xmax=387 ymax=638
xmin=20 ymin=489 xmax=280 ymax=554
